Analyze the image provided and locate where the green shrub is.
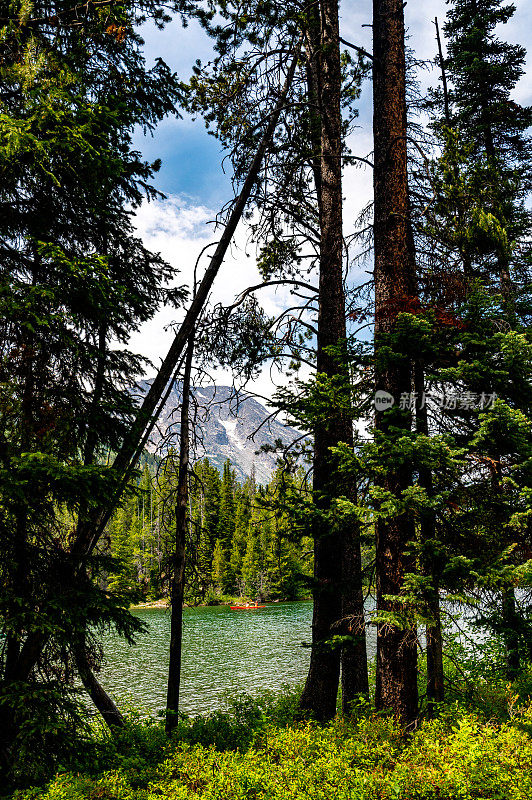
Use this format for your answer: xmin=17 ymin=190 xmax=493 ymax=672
xmin=14 ymin=705 xmax=532 ymax=800
xmin=441 ymin=632 xmax=532 ymax=721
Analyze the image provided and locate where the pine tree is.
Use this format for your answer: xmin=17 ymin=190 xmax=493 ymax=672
xmin=217 ymin=460 xmax=237 ymax=592
xmin=423 ymin=0 xmax=532 ymax=682
xmin=0 ymin=0 xmax=183 ymax=776
xmin=242 ymin=529 xmax=262 ymax=599
xmin=107 ymin=499 xmax=138 ymax=597
xmin=203 ymin=461 xmax=222 ymax=552
xmin=430 ymin=0 xmax=532 ymax=300
xmin=212 ymin=539 xmax=226 ymax=596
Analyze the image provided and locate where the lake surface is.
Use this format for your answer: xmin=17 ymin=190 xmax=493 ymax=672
xmin=100 ymin=601 xmax=312 ymax=717
xmin=99 ymin=601 xmax=377 ymax=717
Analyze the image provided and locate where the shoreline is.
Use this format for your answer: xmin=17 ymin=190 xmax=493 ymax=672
xmin=130 ymin=597 xmax=311 ymax=610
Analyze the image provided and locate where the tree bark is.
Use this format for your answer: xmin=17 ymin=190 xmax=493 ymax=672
xmin=426 ymin=598 xmax=444 ymax=706
xmin=341 ymin=520 xmax=369 ymax=713
xmin=434 ymin=18 xmax=450 ymax=125
xmin=373 ymin=0 xmax=418 ymax=726
xmin=414 ymin=362 xmax=444 ymax=711
xmin=75 ymin=646 xmax=125 ymax=730
xmin=299 ymin=0 xmax=368 ymax=720
xmin=166 ymin=335 xmax=193 ymax=734
xmin=501 ymin=586 xmax=520 ymax=679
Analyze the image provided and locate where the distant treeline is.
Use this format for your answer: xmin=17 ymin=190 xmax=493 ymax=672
xmin=106 ymin=457 xmax=313 ymax=603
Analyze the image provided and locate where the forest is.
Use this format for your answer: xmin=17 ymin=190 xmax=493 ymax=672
xmin=2 ymin=0 xmax=532 ymax=796
xmin=107 ymin=459 xmax=313 ymax=603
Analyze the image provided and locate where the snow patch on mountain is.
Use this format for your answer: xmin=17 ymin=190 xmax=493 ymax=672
xmin=137 ymin=380 xmax=302 ymax=484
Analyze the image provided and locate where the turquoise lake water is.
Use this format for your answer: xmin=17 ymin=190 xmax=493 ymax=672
xmin=98 ymin=597 xmax=486 ymax=718
xmin=99 ymin=601 xmax=320 ymax=717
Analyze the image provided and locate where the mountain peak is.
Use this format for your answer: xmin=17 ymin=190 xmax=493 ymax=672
xmin=136 ymin=380 xmax=300 ymax=483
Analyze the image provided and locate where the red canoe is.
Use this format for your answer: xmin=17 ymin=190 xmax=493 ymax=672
xmin=230 ymin=603 xmax=266 ymax=610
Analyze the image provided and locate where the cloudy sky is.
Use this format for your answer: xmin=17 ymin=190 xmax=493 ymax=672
xmin=129 ymin=0 xmax=532 ymax=393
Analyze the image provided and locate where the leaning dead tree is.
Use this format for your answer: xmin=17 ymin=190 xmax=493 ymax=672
xmin=79 ymin=42 xmax=302 ymax=560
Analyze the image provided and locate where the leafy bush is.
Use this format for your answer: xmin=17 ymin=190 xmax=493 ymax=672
xmin=440 ymin=631 xmax=532 ymax=720
xmin=13 ymin=703 xmax=532 ymax=800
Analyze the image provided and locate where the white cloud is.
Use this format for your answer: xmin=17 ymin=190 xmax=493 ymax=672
xmin=130 ymin=195 xmax=302 ymax=400
xmin=136 ymin=195 xmax=214 ymax=243
xmin=139 ymin=16 xmax=214 ymax=75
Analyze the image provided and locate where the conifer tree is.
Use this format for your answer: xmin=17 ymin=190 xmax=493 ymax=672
xmin=419 ymin=0 xmax=532 ymax=684
xmin=107 ymin=499 xmax=138 ymax=597
xmin=0 ymin=0 xmax=184 ymax=778
xmin=372 ymin=0 xmax=419 ymax=726
xmin=212 ymin=539 xmax=226 ymax=596
xmin=217 ymin=460 xmax=237 ymax=592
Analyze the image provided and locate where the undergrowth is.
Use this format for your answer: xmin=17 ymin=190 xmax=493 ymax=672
xmin=10 ymin=674 xmax=532 ymax=800
xmin=9 ymin=641 xmax=532 ymax=800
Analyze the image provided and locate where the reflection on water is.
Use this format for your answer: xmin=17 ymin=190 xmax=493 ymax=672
xmin=100 ymin=601 xmax=315 ymax=717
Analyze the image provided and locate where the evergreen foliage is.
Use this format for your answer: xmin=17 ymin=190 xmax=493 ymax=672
xmin=106 ymin=458 xmax=313 ymax=604
xmin=412 ymin=0 xmax=532 ymax=681
xmin=0 ymin=0 xmax=185 ymax=782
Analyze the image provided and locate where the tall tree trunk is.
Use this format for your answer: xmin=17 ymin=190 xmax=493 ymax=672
xmin=434 ymin=18 xmax=450 ymax=125
xmin=299 ymin=0 xmax=368 ymax=720
xmin=4 ymin=253 xmax=41 ymax=681
xmin=426 ymin=598 xmax=444 ymax=707
xmin=1 ymin=256 xmax=40 ymax=779
xmin=341 ymin=518 xmax=369 ymax=712
xmin=494 ymin=451 xmax=520 ymax=679
xmin=501 ymin=587 xmax=520 ymax=678
xmin=166 ymin=336 xmax=193 ymax=734
xmin=373 ymin=0 xmax=418 ymax=726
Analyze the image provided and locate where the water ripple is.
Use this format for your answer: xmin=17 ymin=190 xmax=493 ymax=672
xmin=99 ymin=601 xmax=316 ymax=717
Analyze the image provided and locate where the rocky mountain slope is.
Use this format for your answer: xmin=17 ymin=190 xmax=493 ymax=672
xmin=136 ymin=380 xmax=302 ymax=484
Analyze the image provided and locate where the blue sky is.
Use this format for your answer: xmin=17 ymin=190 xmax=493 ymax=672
xmin=134 ymin=16 xmax=231 ymax=207
xmin=134 ymin=1 xmax=532 ymax=202
xmin=129 ymin=0 xmax=532 ymax=389
xmin=140 ymin=117 xmax=227 ymax=204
